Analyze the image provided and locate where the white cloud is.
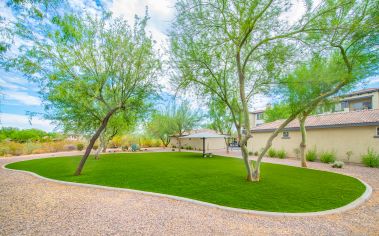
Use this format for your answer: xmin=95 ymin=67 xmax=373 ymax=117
xmin=0 ymin=78 xmax=27 ymax=91
xmin=0 ymin=113 xmax=55 ymax=132
xmin=367 ymin=76 xmax=379 ymax=85
xmin=3 ymin=91 xmax=41 ymax=106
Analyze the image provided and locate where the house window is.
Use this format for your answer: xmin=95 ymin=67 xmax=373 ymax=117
xmin=256 ymin=113 xmax=264 ymax=120
xmin=282 ymin=131 xmax=289 ymax=139
xmin=377 ymin=127 xmax=379 ymax=136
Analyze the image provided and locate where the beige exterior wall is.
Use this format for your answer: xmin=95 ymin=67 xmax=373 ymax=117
xmin=248 ymin=126 xmax=379 ymax=163
xmin=169 ymin=137 xmax=227 ymax=151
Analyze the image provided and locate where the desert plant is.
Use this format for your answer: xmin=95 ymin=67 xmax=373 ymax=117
xmin=332 ymin=161 xmax=344 ymax=168
xmin=346 ymin=151 xmax=353 ymax=162
xmin=268 ymin=148 xmax=277 ymax=158
xmin=306 ymin=149 xmax=317 ymax=162
xmin=320 ymin=151 xmax=336 ymax=163
xmin=361 ymin=149 xmax=379 ymax=168
xmin=277 ymin=149 xmax=287 ymax=159
xmin=294 ymin=148 xmax=300 ymax=159
xmin=131 ymin=144 xmax=139 ymax=152
xmin=76 ymin=143 xmax=84 ymax=151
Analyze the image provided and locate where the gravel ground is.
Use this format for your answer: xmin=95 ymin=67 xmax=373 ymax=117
xmin=0 ymin=150 xmax=378 ymax=236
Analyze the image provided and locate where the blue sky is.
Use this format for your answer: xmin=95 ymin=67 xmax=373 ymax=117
xmin=0 ymin=0 xmax=378 ymax=132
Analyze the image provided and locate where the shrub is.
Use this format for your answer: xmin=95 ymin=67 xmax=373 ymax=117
xmin=187 ymin=146 xmax=193 ymax=150
xmin=268 ymin=148 xmax=277 ymax=157
xmin=254 ymin=151 xmax=259 ymax=156
xmin=64 ymin=144 xmax=76 ymax=151
xmin=131 ymin=144 xmax=139 ymax=152
xmin=76 ymin=143 xmax=84 ymax=151
xmin=172 ymin=145 xmax=176 ymax=148
xmin=277 ymin=149 xmax=287 ymax=159
xmin=306 ymin=149 xmax=317 ymax=162
xmin=293 ymin=148 xmax=300 ymax=159
xmin=332 ymin=161 xmax=344 ymax=168
xmin=361 ymin=149 xmax=379 ymax=168
xmin=248 ymin=151 xmax=253 ymax=156
xmin=346 ymin=151 xmax=353 ymax=162
xmin=320 ymin=151 xmax=336 ymax=163
xmin=93 ymin=144 xmax=98 ymax=150
xmin=122 ymin=146 xmax=128 ymax=151
xmin=172 ymin=148 xmax=175 ymax=151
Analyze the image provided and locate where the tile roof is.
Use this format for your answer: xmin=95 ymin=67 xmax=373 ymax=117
xmin=343 ymin=87 xmax=379 ymax=97
xmin=251 ymin=109 xmax=379 ymax=132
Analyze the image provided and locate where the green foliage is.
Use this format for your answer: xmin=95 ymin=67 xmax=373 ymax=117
xmin=268 ymin=148 xmax=277 ymax=158
xmin=248 ymin=151 xmax=253 ymax=156
xmin=0 ymin=127 xmax=62 ymax=143
xmin=207 ymin=98 xmax=233 ymax=135
xmin=10 ymin=12 xmax=160 ymax=142
xmin=306 ymin=149 xmax=317 ymax=162
xmin=264 ymin=103 xmax=291 ymax=122
xmin=76 ymin=143 xmax=84 ymax=151
xmin=277 ymin=149 xmax=287 ymax=159
xmin=320 ymin=151 xmax=336 ymax=163
xmin=7 ymin=152 xmax=366 ymax=213
xmin=361 ymin=149 xmax=379 ymax=168
xmin=131 ymin=144 xmax=139 ymax=152
xmin=147 ymin=110 xmax=176 ymax=147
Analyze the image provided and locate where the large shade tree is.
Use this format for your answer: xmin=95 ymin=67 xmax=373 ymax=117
xmin=170 ymin=0 xmax=336 ymax=181
xmin=10 ymin=12 xmax=161 ymax=175
xmin=255 ymin=0 xmax=378 ymax=172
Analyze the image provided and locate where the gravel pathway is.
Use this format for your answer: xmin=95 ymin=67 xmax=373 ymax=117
xmin=0 ymin=151 xmax=378 ymax=236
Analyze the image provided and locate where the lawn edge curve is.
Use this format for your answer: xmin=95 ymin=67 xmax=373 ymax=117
xmin=2 ymin=162 xmax=372 ymax=217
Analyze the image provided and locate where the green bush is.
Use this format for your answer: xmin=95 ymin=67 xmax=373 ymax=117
xmin=92 ymin=144 xmax=98 ymax=150
xmin=254 ymin=151 xmax=259 ymax=156
xmin=306 ymin=149 xmax=317 ymax=162
xmin=277 ymin=149 xmax=287 ymax=159
xmin=361 ymin=149 xmax=379 ymax=168
xmin=131 ymin=144 xmax=139 ymax=152
xmin=268 ymin=148 xmax=277 ymax=158
xmin=248 ymin=151 xmax=253 ymax=156
xmin=320 ymin=151 xmax=336 ymax=163
xmin=76 ymin=143 xmax=84 ymax=151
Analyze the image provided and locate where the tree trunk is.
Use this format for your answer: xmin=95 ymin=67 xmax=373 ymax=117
xmin=178 ymin=137 xmax=181 ymax=152
xmin=74 ymin=107 xmax=119 ymax=175
xmin=94 ymin=132 xmax=106 ymax=160
xmin=299 ymin=116 xmax=307 ymax=168
xmin=251 ymin=114 xmax=297 ymax=181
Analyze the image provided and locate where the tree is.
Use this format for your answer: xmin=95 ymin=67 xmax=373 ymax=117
xmin=171 ymin=0 xmax=329 ymax=181
xmin=255 ymin=0 xmax=378 ymax=172
xmin=10 ymin=12 xmax=160 ymax=175
xmin=171 ymin=101 xmax=201 ymax=151
xmin=207 ymin=98 xmax=234 ymax=152
xmin=94 ymin=113 xmax=137 ymax=159
xmin=147 ymin=111 xmax=175 ymax=147
xmin=264 ymin=103 xmax=291 ymax=123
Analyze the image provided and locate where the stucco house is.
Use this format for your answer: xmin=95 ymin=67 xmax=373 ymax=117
xmin=169 ymin=129 xmax=228 ymax=151
xmin=249 ymin=109 xmax=379 ymax=163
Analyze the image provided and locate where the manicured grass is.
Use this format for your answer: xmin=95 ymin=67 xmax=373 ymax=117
xmin=6 ymin=152 xmax=366 ymax=213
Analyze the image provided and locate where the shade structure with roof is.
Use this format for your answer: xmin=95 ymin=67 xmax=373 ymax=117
xmin=178 ymin=131 xmax=230 ymax=157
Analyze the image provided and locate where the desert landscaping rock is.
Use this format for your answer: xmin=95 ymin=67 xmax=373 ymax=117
xmin=1 ymin=151 xmax=378 ymax=235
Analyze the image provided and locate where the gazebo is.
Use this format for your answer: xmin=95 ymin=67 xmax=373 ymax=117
xmin=179 ymin=132 xmax=230 ymax=157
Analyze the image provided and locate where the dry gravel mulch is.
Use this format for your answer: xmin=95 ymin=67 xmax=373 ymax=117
xmin=0 ymin=151 xmax=378 ymax=236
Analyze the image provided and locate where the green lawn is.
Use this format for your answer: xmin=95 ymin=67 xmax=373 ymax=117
xmin=6 ymin=152 xmax=366 ymax=212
